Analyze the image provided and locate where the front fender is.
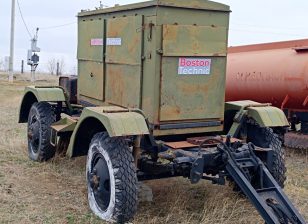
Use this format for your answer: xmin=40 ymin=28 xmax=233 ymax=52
xmin=68 ymin=106 xmax=149 ymax=157
xmin=19 ymin=86 xmax=67 ymax=123
xmin=225 ymin=100 xmax=289 ymax=127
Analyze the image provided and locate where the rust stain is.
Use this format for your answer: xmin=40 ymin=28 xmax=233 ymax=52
xmin=129 ymin=32 xmax=140 ymax=53
xmin=178 ymin=81 xmax=207 ymax=94
xmin=106 ymin=64 xmax=140 ymax=109
xmin=192 ymin=3 xmax=200 ymax=8
xmin=164 ymin=141 xmax=196 ymax=149
xmin=158 ymin=148 xmax=177 ymax=159
xmin=109 ymin=46 xmax=115 ymax=56
xmin=187 ymin=136 xmax=222 ymax=145
xmin=189 ymin=26 xmax=202 ymax=52
xmin=163 ymin=90 xmax=181 ymax=115
xmin=163 ymin=25 xmax=178 ymax=43
xmin=107 ymin=65 xmax=123 ymax=106
xmin=107 ymin=18 xmax=126 ymax=56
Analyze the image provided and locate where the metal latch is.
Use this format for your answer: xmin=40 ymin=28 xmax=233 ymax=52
xmin=136 ymin=23 xmax=154 ymax=33
xmin=156 ymin=49 xmax=163 ymax=54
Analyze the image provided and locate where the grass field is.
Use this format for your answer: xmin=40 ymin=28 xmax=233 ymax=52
xmin=0 ymin=72 xmax=307 ymax=224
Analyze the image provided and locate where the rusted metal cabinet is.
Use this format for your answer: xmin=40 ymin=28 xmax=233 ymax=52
xmin=77 ymin=0 xmax=230 ymax=136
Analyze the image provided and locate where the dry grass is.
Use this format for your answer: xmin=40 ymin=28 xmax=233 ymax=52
xmin=0 ymin=72 xmax=307 ymax=224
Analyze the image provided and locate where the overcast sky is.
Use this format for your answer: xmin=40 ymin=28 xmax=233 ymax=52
xmin=1 ymin=0 xmax=308 ymax=73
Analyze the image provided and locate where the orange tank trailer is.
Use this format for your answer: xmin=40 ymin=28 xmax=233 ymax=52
xmin=226 ymin=39 xmax=308 ymax=149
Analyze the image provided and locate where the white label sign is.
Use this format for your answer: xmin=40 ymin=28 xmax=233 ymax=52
xmin=178 ymin=58 xmax=212 ymax=75
xmin=107 ymin=38 xmax=122 ymax=46
xmin=91 ymin=38 xmax=103 ymax=46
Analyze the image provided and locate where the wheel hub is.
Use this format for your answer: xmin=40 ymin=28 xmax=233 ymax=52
xmin=90 ymin=153 xmax=111 ymax=211
xmin=28 ymin=116 xmax=40 ymax=154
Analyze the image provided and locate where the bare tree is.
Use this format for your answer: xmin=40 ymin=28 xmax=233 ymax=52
xmin=46 ymin=57 xmax=56 ymax=75
xmin=69 ymin=65 xmax=77 ymax=76
xmin=57 ymin=57 xmax=66 ymax=76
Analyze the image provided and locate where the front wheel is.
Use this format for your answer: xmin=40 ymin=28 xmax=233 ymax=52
xmin=86 ymin=132 xmax=138 ymax=223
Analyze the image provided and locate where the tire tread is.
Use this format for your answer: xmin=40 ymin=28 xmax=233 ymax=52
xmin=90 ymin=132 xmax=138 ymax=223
xmin=28 ymin=102 xmax=56 ymax=161
xmin=248 ymin=122 xmax=287 ymax=188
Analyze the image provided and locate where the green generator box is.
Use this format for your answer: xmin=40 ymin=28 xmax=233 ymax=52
xmin=77 ymin=0 xmax=230 ymax=136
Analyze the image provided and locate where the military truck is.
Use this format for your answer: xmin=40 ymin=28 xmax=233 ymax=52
xmin=18 ymin=0 xmax=306 ymax=223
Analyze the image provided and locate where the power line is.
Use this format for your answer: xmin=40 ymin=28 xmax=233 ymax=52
xmin=39 ymin=22 xmax=77 ymax=30
xmin=231 ymin=29 xmax=307 ymax=37
xmin=16 ymin=0 xmax=32 ymax=38
xmin=232 ymin=23 xmax=308 ymax=31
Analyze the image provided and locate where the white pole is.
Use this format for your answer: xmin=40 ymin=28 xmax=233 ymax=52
xmin=8 ymin=0 xmax=16 ymax=82
xmin=31 ymin=65 xmax=35 ymax=82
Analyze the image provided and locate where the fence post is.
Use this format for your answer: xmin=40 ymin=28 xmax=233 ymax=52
xmin=56 ymin=62 xmax=59 ymax=76
xmin=21 ymin=60 xmax=24 ymax=73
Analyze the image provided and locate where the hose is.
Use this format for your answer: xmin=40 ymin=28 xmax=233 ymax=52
xmin=197 ymin=138 xmax=231 ymax=156
xmin=266 ymin=201 xmax=297 ymax=224
xmin=198 ymin=137 xmax=251 ymax=181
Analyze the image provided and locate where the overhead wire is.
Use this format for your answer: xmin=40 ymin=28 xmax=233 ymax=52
xmin=230 ymin=22 xmax=308 ymax=37
xmin=232 ymin=23 xmax=308 ymax=31
xmin=16 ymin=0 xmax=76 ymax=35
xmin=39 ymin=22 xmax=77 ymax=30
xmin=16 ymin=0 xmax=32 ymax=38
xmin=231 ymin=29 xmax=307 ymax=37
xmin=15 ymin=3 xmax=307 ymax=38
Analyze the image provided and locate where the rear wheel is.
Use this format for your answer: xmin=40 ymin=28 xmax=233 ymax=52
xmin=27 ymin=102 xmax=56 ymax=161
xmin=86 ymin=132 xmax=138 ymax=223
xmin=247 ymin=120 xmax=287 ymax=188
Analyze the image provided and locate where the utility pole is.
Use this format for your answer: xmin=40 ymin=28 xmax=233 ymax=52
xmin=8 ymin=0 xmax=16 ymax=82
xmin=56 ymin=62 xmax=59 ymax=76
xmin=21 ymin=60 xmax=24 ymax=73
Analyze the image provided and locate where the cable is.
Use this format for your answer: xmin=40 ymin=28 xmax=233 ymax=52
xmin=266 ymin=201 xmax=297 ymax=224
xmin=16 ymin=0 xmax=32 ymax=38
xmin=232 ymin=23 xmax=308 ymax=31
xmin=39 ymin=22 xmax=77 ymax=30
xmin=231 ymin=29 xmax=307 ymax=37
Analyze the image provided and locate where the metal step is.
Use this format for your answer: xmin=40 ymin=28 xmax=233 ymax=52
xmin=50 ymin=116 xmax=78 ymax=132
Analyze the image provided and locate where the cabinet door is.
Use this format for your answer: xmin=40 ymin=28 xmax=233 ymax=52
xmin=160 ymin=24 xmax=227 ymax=121
xmin=105 ymin=15 xmax=143 ymax=108
xmin=77 ymin=20 xmax=105 ymax=100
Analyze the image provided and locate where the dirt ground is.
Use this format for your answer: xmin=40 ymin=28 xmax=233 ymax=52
xmin=0 ymin=72 xmax=307 ymax=224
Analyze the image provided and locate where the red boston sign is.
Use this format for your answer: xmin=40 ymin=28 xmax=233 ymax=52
xmin=91 ymin=38 xmax=103 ymax=46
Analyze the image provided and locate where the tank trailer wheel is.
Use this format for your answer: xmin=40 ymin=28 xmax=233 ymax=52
xmin=27 ymin=102 xmax=56 ymax=161
xmin=247 ymin=121 xmax=287 ymax=188
xmin=86 ymin=132 xmax=138 ymax=223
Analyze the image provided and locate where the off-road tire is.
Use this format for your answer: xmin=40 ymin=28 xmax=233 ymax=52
xmin=86 ymin=132 xmax=138 ymax=223
xmin=27 ymin=102 xmax=56 ymax=161
xmin=247 ymin=121 xmax=287 ymax=188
